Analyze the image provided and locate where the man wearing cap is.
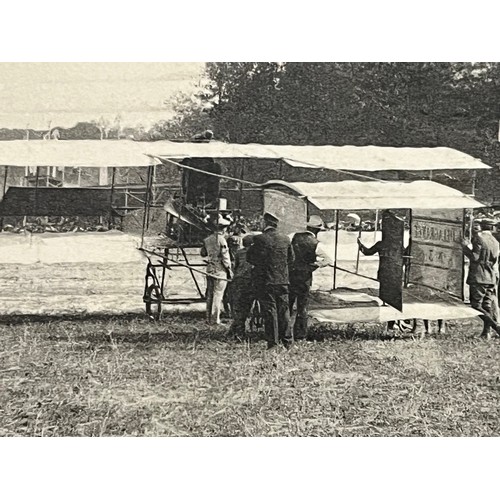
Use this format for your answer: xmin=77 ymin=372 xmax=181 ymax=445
xmin=201 ymin=215 xmax=233 ymax=325
xmin=289 ymin=215 xmax=332 ymax=340
xmin=228 ymin=234 xmax=255 ymax=337
xmin=462 ymin=218 xmax=500 ymax=338
xmin=247 ymin=212 xmax=295 ymax=349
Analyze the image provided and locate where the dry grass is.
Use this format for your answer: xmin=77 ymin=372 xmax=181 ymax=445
xmin=1 ymin=313 xmax=500 ymax=436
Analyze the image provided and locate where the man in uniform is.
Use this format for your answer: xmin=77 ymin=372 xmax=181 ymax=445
xmin=247 ymin=212 xmax=295 ymax=349
xmin=289 ymin=215 xmax=332 ymax=340
xmin=200 ymin=216 xmax=232 ymax=325
xmin=462 ymin=218 xmax=500 ymax=338
xmin=228 ymin=234 xmax=255 ymax=338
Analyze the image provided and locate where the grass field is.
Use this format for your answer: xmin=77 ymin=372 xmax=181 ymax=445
xmin=1 ymin=313 xmax=500 ymax=437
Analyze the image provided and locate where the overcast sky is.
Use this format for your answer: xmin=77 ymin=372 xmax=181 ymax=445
xmin=0 ymin=63 xmax=205 ymax=130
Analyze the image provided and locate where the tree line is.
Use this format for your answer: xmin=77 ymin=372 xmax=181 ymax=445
xmin=171 ymin=62 xmax=500 ymax=202
xmin=0 ymin=63 xmax=498 ymax=201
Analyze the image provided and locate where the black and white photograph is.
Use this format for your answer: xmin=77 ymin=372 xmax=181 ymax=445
xmin=1 ymin=4 xmax=500 ymax=498
xmin=2 ymin=60 xmax=500 ymax=438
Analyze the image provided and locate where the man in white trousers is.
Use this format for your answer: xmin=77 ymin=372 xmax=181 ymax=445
xmin=201 ymin=216 xmax=233 ymax=325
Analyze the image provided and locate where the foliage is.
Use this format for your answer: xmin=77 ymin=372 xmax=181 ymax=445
xmin=147 ymin=90 xmax=213 ymax=142
xmin=1 ymin=314 xmax=500 ymax=437
xmin=203 ymin=62 xmax=285 ymax=142
xmin=197 ymin=62 xmax=500 ymax=201
xmin=201 ymin=62 xmax=498 ymax=144
xmin=0 ymin=63 xmax=498 ymax=199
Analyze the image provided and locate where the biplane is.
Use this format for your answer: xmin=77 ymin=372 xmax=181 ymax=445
xmin=0 ymin=138 xmax=491 ymax=324
xmin=142 ymin=142 xmax=488 ymax=325
xmin=259 ymin=179 xmax=484 ymax=330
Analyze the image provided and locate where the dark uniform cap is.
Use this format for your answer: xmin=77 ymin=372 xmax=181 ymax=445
xmin=478 ymin=218 xmax=495 ymax=230
xmin=242 ymin=234 xmax=254 ymax=247
xmin=263 ymin=212 xmax=280 ymax=225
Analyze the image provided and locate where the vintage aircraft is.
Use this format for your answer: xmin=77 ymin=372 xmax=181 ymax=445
xmin=0 ymin=138 xmax=489 ymax=326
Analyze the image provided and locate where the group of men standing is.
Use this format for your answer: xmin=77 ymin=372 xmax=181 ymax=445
xmin=356 ymin=215 xmax=500 ymax=339
xmin=200 ymin=211 xmax=500 ymax=344
xmin=200 ymin=211 xmax=331 ymax=349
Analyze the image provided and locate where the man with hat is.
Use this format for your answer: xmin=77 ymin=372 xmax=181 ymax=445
xmin=200 ymin=215 xmax=233 ymax=325
xmin=247 ymin=212 xmax=295 ymax=349
xmin=462 ymin=218 xmax=500 ymax=338
xmin=289 ymin=215 xmax=332 ymax=340
xmin=228 ymin=233 xmax=256 ymax=338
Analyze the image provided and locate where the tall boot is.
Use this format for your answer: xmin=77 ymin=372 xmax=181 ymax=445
xmin=479 ymin=317 xmax=493 ymax=339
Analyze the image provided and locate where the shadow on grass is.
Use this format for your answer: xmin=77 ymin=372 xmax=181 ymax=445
xmin=312 ymin=322 xmax=387 ymax=342
xmin=21 ymin=311 xmax=268 ymax=347
xmin=0 ymin=312 xmax=147 ymax=325
xmin=1 ymin=310 xmax=439 ymax=346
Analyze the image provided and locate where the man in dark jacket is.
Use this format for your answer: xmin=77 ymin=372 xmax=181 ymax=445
xmin=289 ymin=216 xmax=331 ymax=340
xmin=463 ymin=218 xmax=500 ymax=338
xmin=228 ymin=234 xmax=255 ymax=337
xmin=247 ymin=212 xmax=295 ymax=349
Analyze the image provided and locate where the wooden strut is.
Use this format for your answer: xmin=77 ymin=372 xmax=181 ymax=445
xmin=34 ymin=166 xmax=40 ymax=215
xmin=140 ymin=164 xmax=154 ymax=247
xmin=159 ymin=248 xmax=168 ymax=299
xmin=462 ymin=208 xmax=469 ymax=302
xmin=0 ymin=165 xmax=8 ymax=230
xmin=404 ymin=209 xmax=412 ymax=288
xmin=124 ymin=192 xmax=147 ymax=205
xmin=180 ymin=246 xmax=205 ymax=298
xmin=149 ymin=156 xmax=261 ymax=187
xmin=152 ymin=155 xmax=397 ymax=186
xmin=355 ymin=223 xmax=363 ymax=274
xmin=140 ymin=247 xmax=233 ymax=282
xmin=2 ymin=165 xmax=8 ymax=197
xmin=109 ymin=166 xmax=116 ymax=228
xmin=238 ymin=164 xmax=245 ymax=210
xmin=332 ymin=209 xmax=339 ymax=290
xmin=334 ymin=265 xmax=379 ymax=283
